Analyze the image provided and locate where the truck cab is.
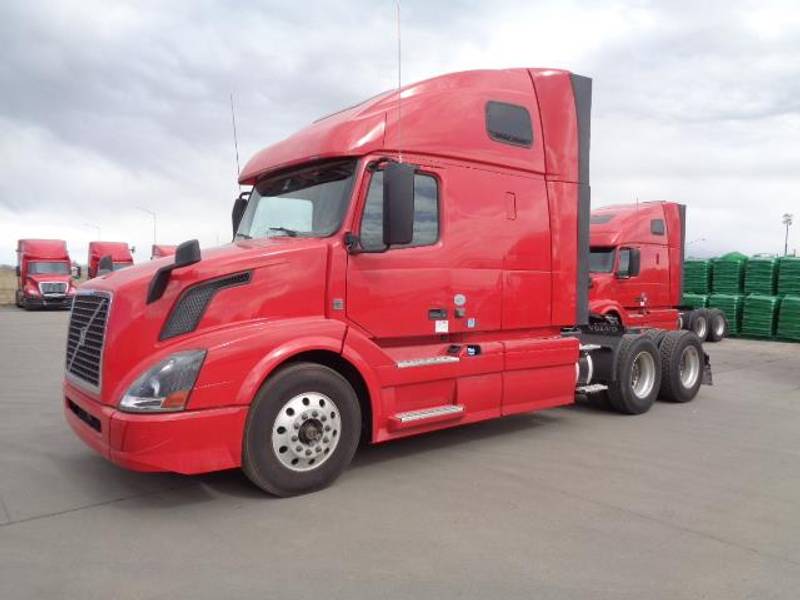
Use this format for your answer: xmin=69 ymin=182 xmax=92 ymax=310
xmin=151 ymin=244 xmax=176 ymax=259
xmin=16 ymin=239 xmax=77 ymax=310
xmin=588 ymin=202 xmax=685 ymax=330
xmin=63 ymin=69 xmax=709 ymax=497
xmin=87 ymin=241 xmax=134 ymax=279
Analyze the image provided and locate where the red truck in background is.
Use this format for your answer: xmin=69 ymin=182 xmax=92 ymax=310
xmin=151 ymin=244 xmax=177 ymax=259
xmin=588 ymin=201 xmax=726 ymax=342
xmin=15 ymin=239 xmax=77 ymax=310
xmin=64 ymin=68 xmax=711 ymax=497
xmin=87 ymin=241 xmax=134 ymax=279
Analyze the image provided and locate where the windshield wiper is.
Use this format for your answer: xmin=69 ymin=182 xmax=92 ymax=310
xmin=235 ymin=233 xmax=252 ymax=240
xmin=268 ymin=227 xmax=299 ymax=237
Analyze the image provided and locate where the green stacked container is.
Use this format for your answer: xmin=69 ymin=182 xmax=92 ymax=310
xmin=681 ymin=293 xmax=708 ymax=309
xmin=778 ymin=257 xmax=800 ymax=295
xmin=708 ymin=293 xmax=745 ymax=335
xmin=744 ymin=256 xmax=779 ymax=295
xmin=740 ymin=294 xmax=782 ymax=338
xmin=712 ymin=253 xmax=748 ymax=293
xmin=777 ymin=296 xmax=800 ymax=341
xmin=683 ymin=259 xmax=713 ymax=293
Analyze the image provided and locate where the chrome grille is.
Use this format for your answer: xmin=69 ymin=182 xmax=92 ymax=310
xmin=65 ymin=293 xmax=110 ymax=389
xmin=40 ymin=282 xmax=68 ymax=295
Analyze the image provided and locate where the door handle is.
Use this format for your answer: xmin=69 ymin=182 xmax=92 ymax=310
xmin=428 ymin=308 xmax=447 ymax=320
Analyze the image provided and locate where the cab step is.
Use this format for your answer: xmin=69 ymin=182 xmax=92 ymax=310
xmin=389 ymin=404 xmax=464 ymax=431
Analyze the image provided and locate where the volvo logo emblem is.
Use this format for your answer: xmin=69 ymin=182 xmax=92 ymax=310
xmin=77 ymin=326 xmax=88 ymax=347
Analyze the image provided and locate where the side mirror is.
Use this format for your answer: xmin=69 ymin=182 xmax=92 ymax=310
xmin=629 ymin=248 xmax=641 ymax=277
xmin=382 ymin=162 xmax=415 ymax=246
xmin=147 ymin=239 xmax=202 ymax=304
xmin=98 ymin=255 xmax=113 ymax=275
xmin=174 ymin=239 xmax=202 ymax=267
xmin=232 ymin=191 xmax=251 ymax=239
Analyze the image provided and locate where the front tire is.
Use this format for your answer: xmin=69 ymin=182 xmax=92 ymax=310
xmin=242 ymin=362 xmax=361 ymax=497
xmin=706 ymin=308 xmax=727 ymax=342
xmin=607 ymin=334 xmax=662 ymax=415
xmin=687 ymin=309 xmax=709 ymax=342
xmin=658 ymin=330 xmax=703 ymax=402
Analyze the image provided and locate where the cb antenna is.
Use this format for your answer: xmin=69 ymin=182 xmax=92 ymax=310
xmin=395 ymin=0 xmax=403 ymax=163
xmin=230 ymin=92 xmax=242 ymax=192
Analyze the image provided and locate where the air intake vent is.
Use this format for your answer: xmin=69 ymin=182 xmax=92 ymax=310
xmin=160 ymin=271 xmax=251 ymax=340
xmin=65 ymin=292 xmax=110 ymax=388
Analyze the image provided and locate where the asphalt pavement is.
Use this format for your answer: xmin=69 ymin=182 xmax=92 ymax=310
xmin=1 ymin=306 xmax=799 ymax=599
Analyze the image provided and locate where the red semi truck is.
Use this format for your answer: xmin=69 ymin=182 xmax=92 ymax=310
xmin=151 ymin=244 xmax=177 ymax=259
xmin=588 ymin=201 xmax=727 ymax=342
xmin=15 ymin=239 xmax=77 ymax=310
xmin=64 ymin=68 xmax=710 ymax=496
xmin=87 ymin=241 xmax=134 ymax=279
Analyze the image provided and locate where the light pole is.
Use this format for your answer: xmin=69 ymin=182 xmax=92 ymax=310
xmin=783 ymin=213 xmax=793 ymax=256
xmin=137 ymin=207 xmax=157 ymax=247
xmin=83 ymin=223 xmax=102 ymax=239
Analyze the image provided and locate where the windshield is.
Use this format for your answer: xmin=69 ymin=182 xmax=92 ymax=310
xmin=29 ymin=261 xmax=70 ymax=275
xmin=112 ymin=263 xmax=131 ymax=271
xmin=236 ymin=159 xmax=357 ymax=240
xmin=589 ymin=247 xmax=616 ymax=273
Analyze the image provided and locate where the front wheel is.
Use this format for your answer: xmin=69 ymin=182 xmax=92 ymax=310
xmin=706 ymin=308 xmax=727 ymax=342
xmin=242 ymin=362 xmax=361 ymax=497
xmin=688 ymin=309 xmax=709 ymax=342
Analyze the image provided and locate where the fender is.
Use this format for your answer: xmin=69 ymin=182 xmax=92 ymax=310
xmin=588 ymin=299 xmax=626 ymax=325
xmin=162 ymin=317 xmax=347 ymax=410
xmin=341 ymin=326 xmax=394 ymax=443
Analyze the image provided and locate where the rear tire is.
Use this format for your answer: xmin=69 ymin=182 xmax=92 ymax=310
xmin=242 ymin=362 xmax=361 ymax=497
xmin=658 ymin=330 xmax=703 ymax=402
xmin=607 ymin=334 xmax=662 ymax=415
xmin=687 ymin=309 xmax=709 ymax=342
xmin=706 ymin=309 xmax=727 ymax=342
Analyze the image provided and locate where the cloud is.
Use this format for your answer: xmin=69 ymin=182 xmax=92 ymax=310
xmin=1 ymin=0 xmax=799 ymax=265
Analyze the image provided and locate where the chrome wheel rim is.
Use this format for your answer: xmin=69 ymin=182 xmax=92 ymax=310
xmin=679 ymin=345 xmax=700 ymax=388
xmin=272 ymin=392 xmax=341 ymax=472
xmin=694 ymin=316 xmax=707 ymax=339
xmin=713 ymin=317 xmax=725 ymax=337
xmin=630 ymin=351 xmax=657 ymax=399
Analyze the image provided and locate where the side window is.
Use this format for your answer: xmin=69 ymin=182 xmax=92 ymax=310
xmin=617 ymin=248 xmax=632 ymax=277
xmin=651 ymin=219 xmax=665 ymax=235
xmin=485 ymin=101 xmax=533 ymax=147
xmin=360 ymin=170 xmax=439 ymax=251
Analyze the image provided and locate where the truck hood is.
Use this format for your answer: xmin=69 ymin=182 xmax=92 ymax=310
xmin=588 ymin=273 xmax=615 ymax=305
xmin=77 ymin=238 xmax=331 ymax=404
xmin=28 ymin=273 xmax=73 ymax=285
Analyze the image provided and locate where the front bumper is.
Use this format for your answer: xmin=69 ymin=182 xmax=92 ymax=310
xmin=24 ymin=294 xmax=74 ymax=309
xmin=63 ymin=380 xmax=248 ymax=474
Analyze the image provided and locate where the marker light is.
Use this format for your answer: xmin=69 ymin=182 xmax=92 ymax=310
xmin=119 ymin=350 xmax=206 ymax=412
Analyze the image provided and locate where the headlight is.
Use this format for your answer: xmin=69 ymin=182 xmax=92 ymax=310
xmin=119 ymin=350 xmax=206 ymax=413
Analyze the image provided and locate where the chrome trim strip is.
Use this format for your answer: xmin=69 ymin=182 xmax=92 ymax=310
xmin=395 ymin=404 xmax=464 ymax=423
xmin=576 ymin=383 xmax=608 ymax=394
xmin=580 ymin=344 xmax=602 ymax=352
xmin=396 ymin=356 xmax=460 ymax=369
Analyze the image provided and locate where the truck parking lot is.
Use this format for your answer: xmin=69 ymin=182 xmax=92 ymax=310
xmin=1 ymin=306 xmax=799 ymax=599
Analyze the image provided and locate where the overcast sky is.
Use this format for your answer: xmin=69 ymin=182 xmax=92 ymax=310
xmin=1 ymin=0 xmax=798 ymax=265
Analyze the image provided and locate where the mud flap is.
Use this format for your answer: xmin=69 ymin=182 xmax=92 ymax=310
xmin=702 ymin=352 xmax=713 ymax=385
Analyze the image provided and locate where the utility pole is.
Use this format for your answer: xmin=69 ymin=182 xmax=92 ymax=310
xmin=137 ymin=207 xmax=157 ymax=246
xmin=783 ymin=213 xmax=793 ymax=256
